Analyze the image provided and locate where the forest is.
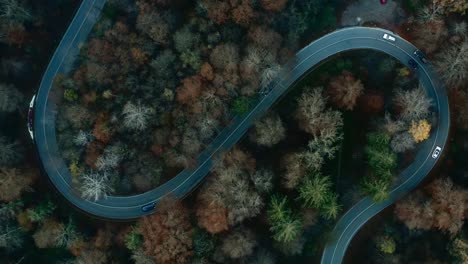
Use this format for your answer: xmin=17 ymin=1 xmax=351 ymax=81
xmin=0 ymin=0 xmax=467 ymax=263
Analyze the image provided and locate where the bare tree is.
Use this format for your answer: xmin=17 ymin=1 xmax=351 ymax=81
xmin=210 ymin=43 xmax=240 ymax=70
xmin=211 ymin=167 xmax=264 ymax=225
xmin=250 ymin=168 xmax=274 ymax=194
xmin=181 ymin=128 xmax=202 ymax=156
xmin=79 ymin=171 xmax=114 ymax=201
xmin=195 ymin=115 xmax=219 ymax=141
xmin=221 ymin=228 xmax=257 ymax=259
xmin=74 ymin=130 xmax=93 ymax=147
xmin=295 ymin=87 xmax=343 ymax=138
xmin=250 ymin=114 xmax=286 ymax=147
xmin=391 ymin=132 xmax=416 ymax=153
xmin=32 ymin=219 xmax=64 ymax=248
xmin=55 ymin=218 xmax=79 ymax=248
xmin=393 ymin=86 xmax=432 ymax=121
xmin=122 ymin=101 xmax=154 ymax=131
xmin=434 ymin=41 xmax=468 ymax=89
xmin=416 ymin=1 xmax=444 ymax=22
xmin=382 ymin=113 xmax=405 ymax=136
xmin=95 ymin=145 xmax=122 ymax=171
xmin=260 ymin=64 xmax=282 ymax=92
xmin=327 ymin=71 xmax=364 ymax=110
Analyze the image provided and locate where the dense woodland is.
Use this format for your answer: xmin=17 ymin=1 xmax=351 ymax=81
xmin=0 ymin=0 xmax=467 ymax=263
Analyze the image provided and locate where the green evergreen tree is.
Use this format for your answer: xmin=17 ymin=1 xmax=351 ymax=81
xmin=298 ymin=173 xmax=333 ymax=209
xmin=267 ymin=195 xmax=302 ymax=243
xmin=125 ymin=225 xmax=143 ymax=252
xmin=27 ymin=200 xmax=56 ymax=223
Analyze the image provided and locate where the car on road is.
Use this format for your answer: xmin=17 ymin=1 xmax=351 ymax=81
xmin=141 ymin=202 xmax=156 ymax=212
xmin=28 ymin=95 xmax=36 ymax=140
xmin=432 ymin=146 xmax=442 ymax=159
xmin=408 ymin=59 xmax=418 ymax=70
xmin=382 ymin=33 xmax=396 ymax=42
xmin=414 ymin=50 xmax=428 ymax=64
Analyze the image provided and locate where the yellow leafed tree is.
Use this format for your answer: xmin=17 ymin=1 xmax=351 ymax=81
xmin=409 ymin=120 xmax=431 ymax=142
xmin=434 ymin=0 xmax=468 ymax=15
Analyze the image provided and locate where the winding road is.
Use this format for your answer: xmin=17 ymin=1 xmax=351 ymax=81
xmin=33 ymin=0 xmax=450 ymax=263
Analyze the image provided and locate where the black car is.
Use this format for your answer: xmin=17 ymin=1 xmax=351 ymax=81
xmin=408 ymin=59 xmax=418 ymax=70
xmin=413 ymin=50 xmax=428 ymax=64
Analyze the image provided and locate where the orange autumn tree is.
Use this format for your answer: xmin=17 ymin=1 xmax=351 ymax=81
xmin=196 ymin=178 xmax=229 ymax=234
xmin=176 ymin=75 xmax=204 ymax=104
xmin=139 ymin=198 xmax=193 ymax=263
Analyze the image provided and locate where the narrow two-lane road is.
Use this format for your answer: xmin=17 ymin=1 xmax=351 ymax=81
xmin=33 ymin=1 xmax=449 ymax=263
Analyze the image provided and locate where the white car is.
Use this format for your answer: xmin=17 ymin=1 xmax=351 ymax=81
xmin=432 ymin=146 xmax=442 ymax=159
xmin=383 ymin=33 xmax=396 ymax=42
xmin=28 ymin=95 xmax=35 ymax=140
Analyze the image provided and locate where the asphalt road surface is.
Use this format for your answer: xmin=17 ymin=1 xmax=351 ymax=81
xmin=33 ymin=0 xmax=449 ymax=262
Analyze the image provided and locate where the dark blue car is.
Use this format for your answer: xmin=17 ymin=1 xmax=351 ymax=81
xmin=141 ymin=202 xmax=156 ymax=212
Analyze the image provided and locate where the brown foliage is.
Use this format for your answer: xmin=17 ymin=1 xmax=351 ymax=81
xmin=260 ymin=0 xmax=288 ymax=12
xmin=93 ymin=224 xmax=115 ymax=250
xmin=281 ymin=152 xmax=306 ymax=189
xmin=210 ymin=43 xmax=240 ymax=71
xmin=395 ymin=178 xmax=467 ymax=235
xmin=411 ymin=21 xmax=448 ymax=54
xmin=201 ymin=62 xmax=214 ymax=81
xmin=139 ymin=198 xmax=193 ymax=263
xmin=87 ymin=39 xmax=115 ymax=64
xmin=221 ymin=147 xmax=256 ymax=174
xmin=75 ymin=249 xmax=108 ymax=264
xmin=85 ymin=141 xmax=104 ymax=169
xmin=203 ymin=0 xmax=256 ymax=26
xmin=358 ymin=90 xmax=384 ymax=114
xmin=69 ymin=239 xmax=88 ymax=257
xmin=176 ymin=75 xmax=204 ymax=104
xmin=6 ymin=25 xmax=28 ymax=47
xmin=248 ymin=26 xmax=282 ymax=53
xmin=82 ymin=91 xmax=97 ymax=105
xmin=203 ymin=0 xmax=230 ymax=24
xmin=33 ymin=219 xmax=64 ymax=248
xmin=93 ymin=112 xmax=113 ymax=144
xmin=130 ymin=47 xmax=149 ymax=65
xmin=196 ymin=180 xmax=229 ymax=234
xmin=0 ymin=167 xmax=37 ymax=202
xmin=328 ymin=70 xmax=364 ymax=110
xmin=16 ymin=210 xmax=33 ymax=231
xmin=231 ymin=0 xmax=256 ymax=26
